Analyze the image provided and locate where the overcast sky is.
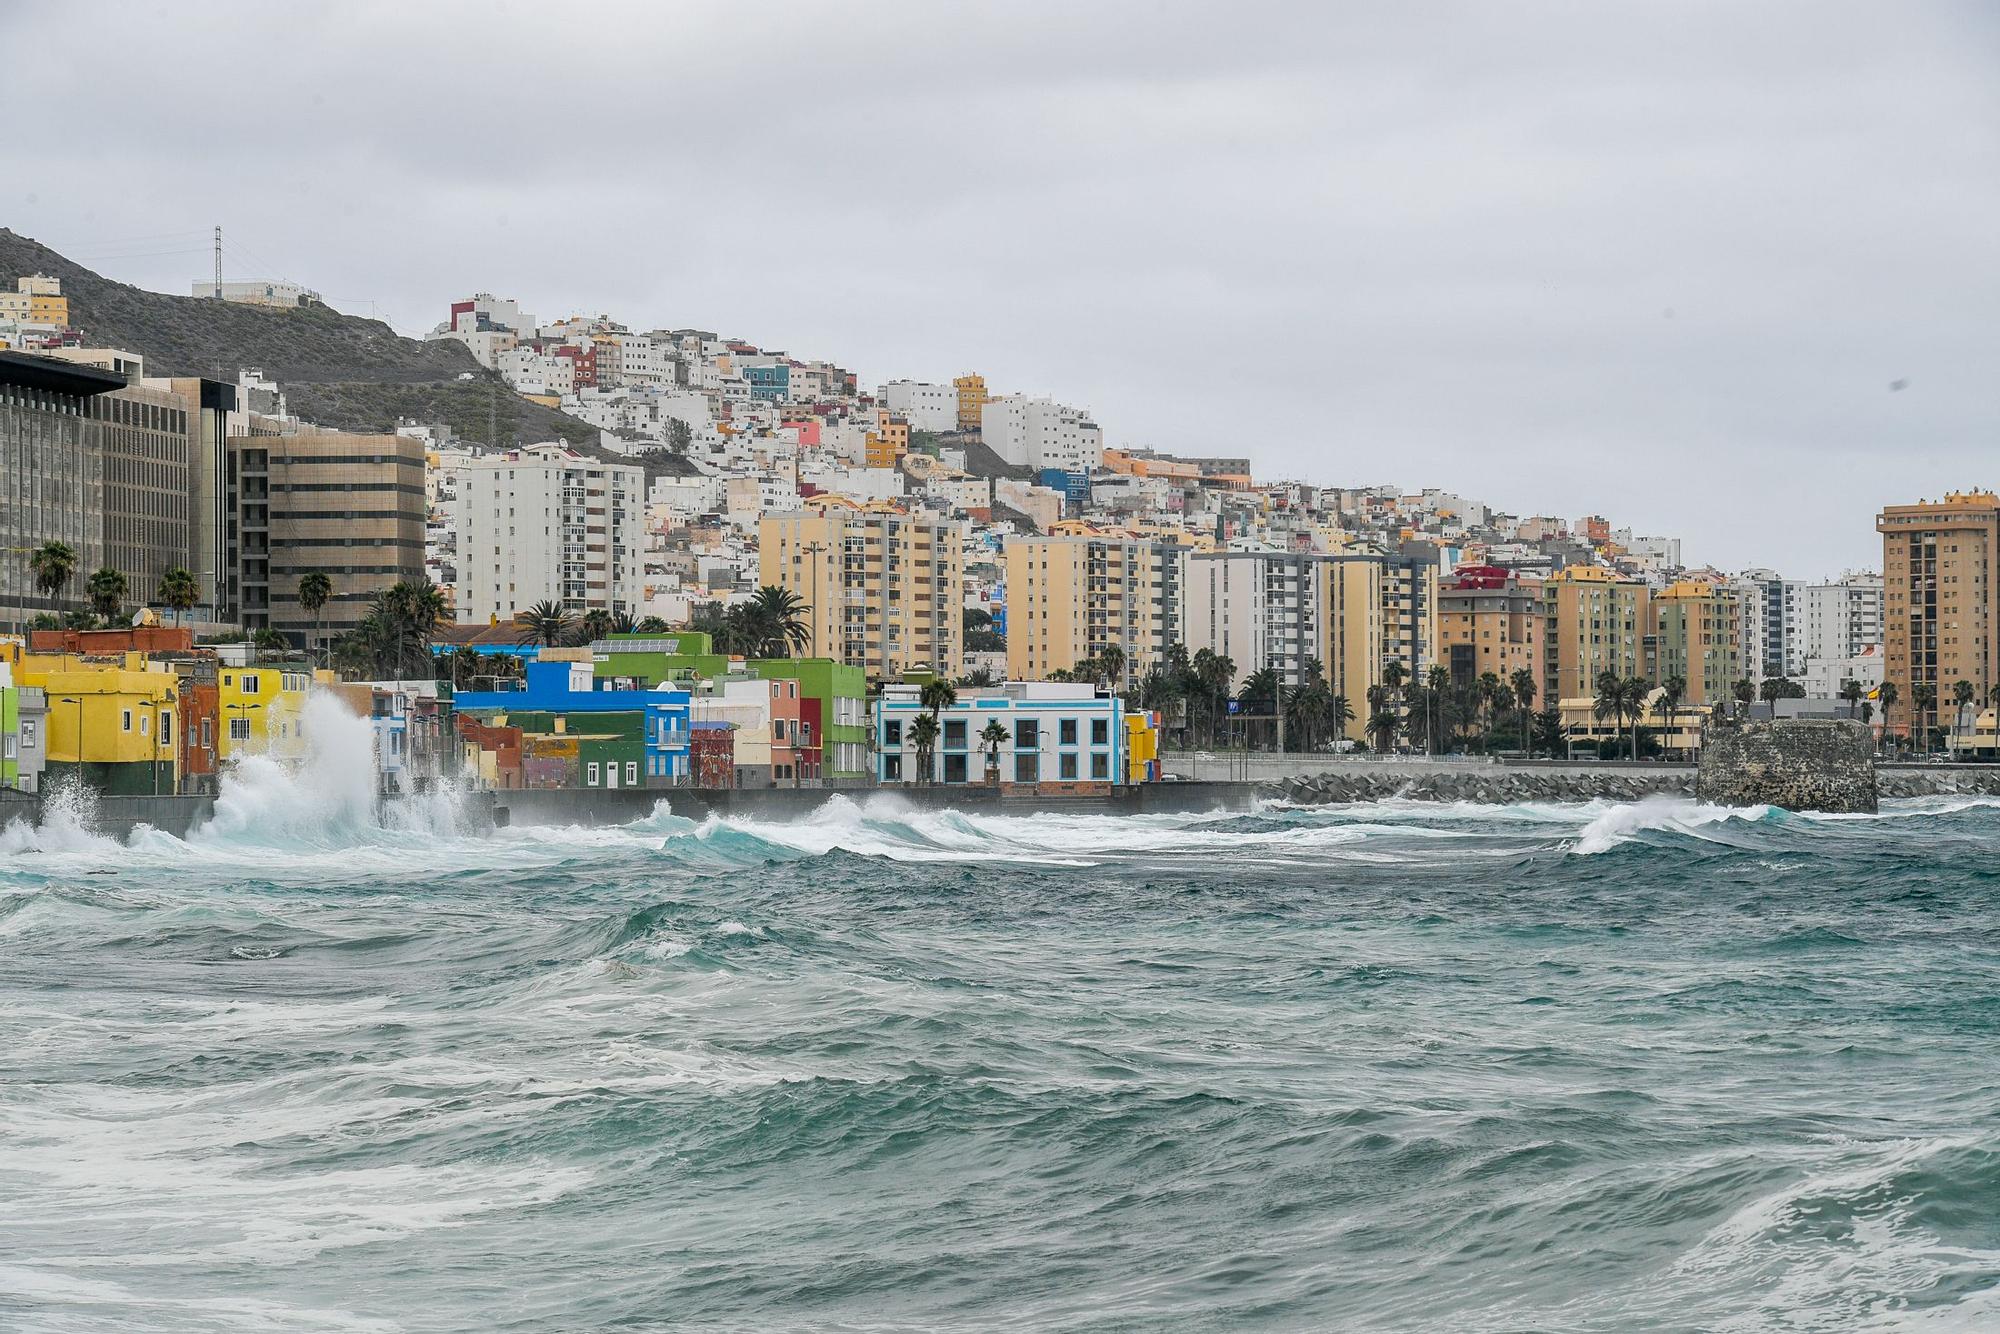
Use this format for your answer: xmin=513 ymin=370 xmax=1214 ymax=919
xmin=6 ymin=1 xmax=1996 ymax=574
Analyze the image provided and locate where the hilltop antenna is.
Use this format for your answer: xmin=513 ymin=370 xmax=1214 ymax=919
xmin=212 ymin=226 xmax=222 ymax=298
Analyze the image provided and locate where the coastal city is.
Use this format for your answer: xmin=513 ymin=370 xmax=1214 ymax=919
xmin=0 ymin=239 xmax=1993 ymax=806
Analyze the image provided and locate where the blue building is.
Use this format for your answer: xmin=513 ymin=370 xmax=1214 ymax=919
xmin=744 ymin=363 xmax=791 ymax=403
xmin=874 ymin=682 xmax=1127 ymax=787
xmin=1037 ymin=467 xmax=1091 ymax=508
xmin=455 ymin=659 xmax=692 ymax=781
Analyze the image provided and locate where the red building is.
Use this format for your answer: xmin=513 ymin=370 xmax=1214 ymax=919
xmin=691 ymin=725 xmax=735 ymax=788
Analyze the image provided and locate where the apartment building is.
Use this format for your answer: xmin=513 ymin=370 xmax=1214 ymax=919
xmin=881 ymin=380 xmax=958 ymax=433
xmin=759 ymin=498 xmax=966 ymax=681
xmin=228 ymin=423 xmax=428 ymax=643
xmin=1645 ymin=580 xmax=1740 ymax=707
xmin=1002 ymin=529 xmax=1185 ymax=684
xmin=1438 ymin=566 xmax=1543 ymax=690
xmin=1543 ymin=564 xmax=1651 ymax=704
xmin=1321 ymin=550 xmax=1441 ymax=741
xmin=1184 ymin=549 xmax=1321 ymax=691
xmin=1787 ymin=573 xmax=1885 ymax=677
xmin=1878 ymin=492 xmax=1999 ymax=734
xmin=455 ymin=443 xmax=645 ymax=624
xmin=979 ymin=396 xmax=1102 ymax=474
xmin=953 ymin=372 xmax=987 ymax=431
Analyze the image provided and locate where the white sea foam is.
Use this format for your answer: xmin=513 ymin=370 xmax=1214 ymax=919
xmin=1571 ymin=797 xmax=1773 ymax=855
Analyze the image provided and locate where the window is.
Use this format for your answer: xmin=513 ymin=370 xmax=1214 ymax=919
xmin=159 ymin=713 xmax=172 ymax=746
xmin=943 ymin=719 xmax=966 ymax=749
xmin=1060 ymin=753 xmax=1078 ymax=780
xmin=1092 ymin=753 xmax=1110 ymax=780
xmin=626 ymin=762 xmax=638 ymax=786
xmin=884 ymin=720 xmax=902 ymax=746
xmin=121 ymin=709 xmax=133 ymax=732
xmin=1059 ymin=718 xmax=1078 ymax=746
xmin=1014 ymin=753 xmax=1039 ymax=783
xmin=229 ymin=717 xmax=251 ymax=741
xmin=243 ymin=675 xmax=260 ymax=695
xmin=884 ymin=755 xmax=903 ymax=781
xmin=1015 ymin=719 xmax=1038 ymax=748
xmin=139 ymin=713 xmax=150 ymax=737
xmin=201 ymin=720 xmax=211 ymax=748
xmin=587 ymin=762 xmax=601 ymax=786
xmin=773 ymin=719 xmax=787 ymax=740
xmin=1091 ymin=718 xmax=1109 ymax=746
xmin=21 ymin=720 xmax=36 ymax=749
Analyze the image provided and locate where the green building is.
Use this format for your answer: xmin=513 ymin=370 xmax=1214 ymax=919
xmin=751 ymin=658 xmax=870 ymax=782
xmin=591 ymin=631 xmax=732 ymax=689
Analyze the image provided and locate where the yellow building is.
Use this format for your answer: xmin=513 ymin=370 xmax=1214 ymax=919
xmin=1647 ymin=580 xmax=1740 ymax=707
xmin=1320 ymin=552 xmax=1440 ymax=742
xmin=217 ymin=664 xmax=312 ymax=761
xmin=1124 ymin=711 xmax=1161 ymax=783
xmin=760 ymin=499 xmax=967 ymax=681
xmin=16 ymin=653 xmax=180 ymax=794
xmin=1877 ymin=491 xmax=1999 ymax=738
xmin=1003 ymin=530 xmax=1184 ymax=684
xmin=953 ymin=373 xmax=987 ymax=432
xmin=1544 ymin=564 xmax=1651 ymax=704
xmin=1438 ymin=570 xmax=1543 ymax=691
xmin=864 ymin=412 xmax=910 ymax=468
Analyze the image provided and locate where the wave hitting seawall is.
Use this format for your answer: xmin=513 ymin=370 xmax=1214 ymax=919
xmin=3 ymin=714 xmax=1999 ymax=1331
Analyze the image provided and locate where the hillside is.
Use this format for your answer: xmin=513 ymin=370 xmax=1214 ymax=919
xmin=0 ymin=226 xmax=615 ymax=452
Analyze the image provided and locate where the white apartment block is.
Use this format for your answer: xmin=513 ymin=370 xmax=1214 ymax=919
xmin=455 ymin=444 xmax=645 ymax=622
xmin=1786 ymin=573 xmax=1885 ymax=677
xmin=980 ymin=396 xmax=1104 ymax=473
xmin=881 ymin=380 xmax=959 ymax=433
xmin=1183 ymin=550 xmax=1322 ymax=691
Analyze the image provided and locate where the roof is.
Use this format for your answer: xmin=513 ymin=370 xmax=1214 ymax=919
xmin=0 ymin=349 xmax=125 ymax=396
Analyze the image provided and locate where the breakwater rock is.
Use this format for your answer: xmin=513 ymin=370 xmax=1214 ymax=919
xmin=1697 ymin=721 xmax=1877 ymax=814
xmin=1270 ymin=768 xmax=1694 ymax=806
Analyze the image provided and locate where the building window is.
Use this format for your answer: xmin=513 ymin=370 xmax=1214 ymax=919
xmin=1014 ymin=753 xmax=1039 ymax=783
xmin=1092 ymin=753 xmax=1110 ymax=780
xmin=21 ymin=720 xmax=36 ymax=749
xmin=1015 ymin=719 xmax=1039 ymax=748
xmin=229 ymin=718 xmax=250 ymax=741
xmin=943 ymin=754 xmax=969 ymax=784
xmin=884 ymin=755 xmax=903 ymax=781
xmin=626 ymin=761 xmax=638 ymax=786
xmin=884 ymin=720 xmax=902 ymax=746
xmin=243 ymin=675 xmax=260 ymax=694
xmin=159 ymin=713 xmax=172 ymax=745
xmin=121 ymin=709 xmax=133 ymax=733
xmin=1091 ymin=718 xmax=1109 ymax=746
xmin=139 ymin=713 xmax=150 ymax=737
xmin=587 ymin=762 xmax=600 ymax=786
xmin=943 ymin=719 xmax=966 ymax=749
xmin=1060 ymin=718 xmax=1078 ymax=746
xmin=1060 ymin=752 xmax=1078 ymax=780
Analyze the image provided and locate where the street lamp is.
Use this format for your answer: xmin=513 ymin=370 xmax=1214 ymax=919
xmin=226 ymin=699 xmax=264 ymax=762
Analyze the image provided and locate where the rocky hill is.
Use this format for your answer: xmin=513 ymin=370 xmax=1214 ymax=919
xmin=0 ymin=227 xmax=617 ymax=453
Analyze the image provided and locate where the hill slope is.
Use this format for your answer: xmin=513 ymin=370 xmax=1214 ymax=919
xmin=0 ymin=226 xmax=616 ymax=452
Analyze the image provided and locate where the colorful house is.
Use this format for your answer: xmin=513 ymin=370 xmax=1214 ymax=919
xmin=217 ymin=664 xmax=312 ymax=762
xmin=1 ymin=659 xmax=48 ymax=793
xmin=27 ymin=656 xmax=182 ymax=795
xmin=749 ymin=658 xmax=869 ymax=782
xmin=455 ymin=658 xmax=691 ymax=784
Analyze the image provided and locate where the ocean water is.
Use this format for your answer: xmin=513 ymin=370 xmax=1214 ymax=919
xmin=3 ymin=711 xmax=1999 ymax=1330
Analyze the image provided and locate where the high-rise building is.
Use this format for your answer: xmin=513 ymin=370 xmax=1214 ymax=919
xmin=881 ymin=381 xmax=958 ymax=433
xmin=455 ymin=443 xmax=645 ymax=625
xmin=1730 ymin=568 xmax=1789 ymax=682
xmin=1645 ymin=580 xmax=1740 ymax=707
xmin=1322 ymin=550 xmax=1441 ymax=741
xmin=979 ymin=396 xmax=1103 ymax=474
xmin=1 ymin=350 xmax=208 ymax=628
xmin=228 ymin=423 xmax=429 ymax=644
xmin=1184 ymin=549 xmax=1321 ymax=691
xmin=1786 ymin=572 xmax=1884 ymax=677
xmin=1003 ymin=529 xmax=1185 ymax=684
xmin=760 ymin=498 xmax=966 ymax=681
xmin=1543 ymin=564 xmax=1651 ymax=704
xmin=1878 ymin=492 xmax=1999 ymax=736
xmin=1439 ymin=566 xmax=1543 ymax=691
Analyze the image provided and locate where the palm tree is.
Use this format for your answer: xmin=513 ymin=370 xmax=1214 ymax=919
xmin=1657 ymin=675 xmax=1686 ymax=761
xmin=1733 ymin=677 xmax=1757 ymax=723
xmin=1510 ymin=668 xmax=1538 ymax=758
xmin=907 ymin=712 xmax=940 ymax=785
xmin=1365 ymin=683 xmax=1399 ymax=753
xmin=157 ymin=565 xmax=199 ymax=627
xmin=28 ymin=540 xmax=77 ymax=613
xmin=919 ymin=678 xmax=957 ymax=727
xmin=746 ymin=584 xmax=812 ymax=657
xmin=297 ymin=571 xmax=332 ymax=664
xmin=979 ymin=719 xmax=1010 ymax=783
xmin=517 ymin=599 xmax=574 ymax=647
xmin=1621 ymin=676 xmax=1652 ymax=760
xmin=1951 ymin=679 xmax=1976 ymax=754
xmin=634 ymin=616 xmax=670 ymax=634
xmin=1877 ymin=679 xmax=1900 ymax=752
xmin=1839 ymin=677 xmax=1865 ymax=721
xmin=1594 ymin=670 xmax=1626 ymax=759
xmin=573 ymin=608 xmax=614 ymax=646
xmin=1911 ymin=682 xmax=1937 ymax=756
xmin=86 ymin=567 xmax=128 ymax=626
xmin=1097 ymin=644 xmax=1127 ymax=692
xmin=1238 ymin=668 xmax=1279 ymax=750
xmin=1425 ymin=665 xmax=1450 ymax=754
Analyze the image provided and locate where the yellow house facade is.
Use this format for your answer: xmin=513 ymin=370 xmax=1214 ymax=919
xmin=15 ymin=652 xmax=180 ymax=795
xmin=218 ymin=665 xmax=312 ymax=761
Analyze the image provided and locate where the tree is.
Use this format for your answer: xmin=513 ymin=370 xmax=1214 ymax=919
xmin=29 ymin=540 xmax=77 ymax=611
xmin=744 ymin=584 xmax=812 ymax=657
xmin=337 ymin=577 xmax=446 ymax=679
xmin=666 ymin=418 xmax=694 ymax=454
xmin=1657 ymin=675 xmax=1686 ymax=761
xmin=1365 ymin=683 xmax=1399 ymax=754
xmin=959 ymin=664 xmax=999 ymax=689
xmin=574 ymin=608 xmax=614 ymax=646
xmin=1951 ymin=679 xmax=1976 ymax=752
xmin=1424 ymin=665 xmax=1451 ymax=755
xmin=86 ymin=567 xmax=128 ymax=625
xmin=635 ymin=615 xmax=670 ymax=634
xmin=157 ymin=566 xmax=199 ymax=627
xmin=297 ymin=571 xmax=332 ymax=664
xmin=1911 ymin=682 xmax=1937 ymax=755
xmin=1532 ymin=708 xmax=1564 ymax=757
xmin=1594 ymin=670 xmax=1627 ymax=759
xmin=1238 ymin=668 xmax=1279 ymax=749
xmin=1098 ymin=644 xmax=1127 ymax=692
xmin=1878 ymin=680 xmax=1901 ymax=752
xmin=517 ymin=600 xmax=575 ymax=647
xmin=979 ymin=719 xmax=1011 ymax=782
xmin=919 ymin=678 xmax=958 ymax=727
xmin=1620 ymin=676 xmax=1652 ymax=760
xmin=1839 ymin=677 xmax=1865 ymax=721
xmin=907 ymin=712 xmax=940 ymax=784
xmin=1733 ymin=677 xmax=1757 ymax=722
xmin=1510 ymin=668 xmax=1539 ymax=758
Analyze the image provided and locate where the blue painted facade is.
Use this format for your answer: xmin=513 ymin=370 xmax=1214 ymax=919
xmin=744 ymin=363 xmax=790 ymax=403
xmin=1037 ymin=468 xmax=1090 ymax=506
xmin=455 ymin=660 xmax=692 ymax=779
xmin=874 ymin=686 xmax=1125 ymax=786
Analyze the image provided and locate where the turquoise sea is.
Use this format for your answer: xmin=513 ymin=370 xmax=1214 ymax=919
xmin=4 ymin=731 xmax=1998 ymax=1330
